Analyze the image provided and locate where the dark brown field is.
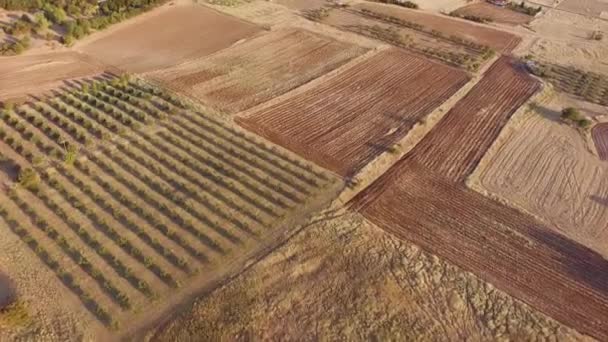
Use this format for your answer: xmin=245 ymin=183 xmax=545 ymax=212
xmin=403 ymin=56 xmax=539 ymax=182
xmin=237 ymin=48 xmax=469 ymax=177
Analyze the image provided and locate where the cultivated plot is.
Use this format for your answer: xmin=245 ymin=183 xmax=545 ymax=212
xmin=310 ymin=5 xmax=497 ymax=70
xmin=403 ymin=56 xmax=539 ymax=182
xmin=593 ymin=123 xmax=608 ymax=160
xmin=237 ymin=48 xmax=469 ymax=177
xmin=354 ymin=2 xmax=522 ymax=53
xmin=350 ymin=160 xmax=608 ymax=342
xmin=475 ymin=114 xmax=608 ymax=258
xmin=145 ymin=28 xmax=365 ymax=114
xmin=0 ymin=79 xmax=340 ymax=335
xmin=0 ymin=52 xmax=110 ymax=102
xmin=77 ymin=4 xmax=261 ymax=73
xmin=451 ymin=2 xmax=534 ymax=25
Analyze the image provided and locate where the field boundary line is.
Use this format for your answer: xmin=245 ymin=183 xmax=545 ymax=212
xmin=120 ymin=182 xmax=344 ymax=341
xmin=332 ymin=54 xmax=502 ymax=206
xmin=466 ymin=81 xmax=557 ymax=228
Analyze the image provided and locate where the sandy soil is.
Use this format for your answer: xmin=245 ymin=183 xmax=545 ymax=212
xmin=472 ymin=95 xmax=608 ymax=260
xmin=452 ymin=2 xmax=534 ymax=25
xmin=77 ymin=4 xmax=261 ymax=73
xmin=272 ymin=0 xmax=327 ymax=10
xmin=411 ymin=0 xmax=470 ymax=12
xmin=0 ymin=52 xmax=111 ymax=102
xmin=147 ymin=211 xmax=589 ymax=341
xmin=557 ymin=0 xmax=608 ymax=18
xmin=525 ymin=9 xmax=608 ymax=75
xmin=145 ymin=28 xmax=365 ymax=114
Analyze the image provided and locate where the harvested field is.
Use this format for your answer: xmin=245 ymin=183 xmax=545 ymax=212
xmin=148 ymin=211 xmax=587 ymax=341
xmin=312 ymin=5 xmax=496 ymax=70
xmin=451 ymin=2 xmax=534 ymax=25
xmin=0 ymin=52 xmax=111 ymax=102
xmin=237 ymin=48 xmax=469 ymax=177
xmin=475 ymin=113 xmax=608 ymax=258
xmin=351 ymin=161 xmax=608 ymax=341
xmin=0 ymin=78 xmax=340 ymax=338
xmin=145 ymin=28 xmax=365 ymax=114
xmin=77 ymin=4 xmax=261 ymax=73
xmin=403 ymin=56 xmax=539 ymax=182
xmin=557 ymin=0 xmax=608 ymax=18
xmin=593 ymin=123 xmax=608 ymax=160
xmin=354 ymin=2 xmax=522 ymax=53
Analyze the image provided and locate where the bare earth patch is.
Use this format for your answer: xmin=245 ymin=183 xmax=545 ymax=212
xmin=77 ymin=4 xmax=261 ymax=73
xmin=145 ymin=28 xmax=365 ymax=114
xmin=146 ymin=212 xmax=588 ymax=341
xmin=0 ymin=52 xmax=110 ymax=102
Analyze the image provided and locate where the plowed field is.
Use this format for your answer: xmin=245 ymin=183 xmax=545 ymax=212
xmin=78 ymin=4 xmax=260 ymax=73
xmin=451 ymin=2 xmax=534 ymax=25
xmin=145 ymin=28 xmax=365 ymax=114
xmin=348 ymin=55 xmax=608 ymax=341
xmin=350 ymin=161 xmax=608 ymax=342
xmin=355 ymin=2 xmax=522 ymax=53
xmin=593 ymin=123 xmax=608 ymax=160
xmin=0 ymin=52 xmax=111 ymax=102
xmin=237 ymin=48 xmax=469 ymax=177
xmin=403 ymin=56 xmax=539 ymax=182
xmin=476 ymin=114 xmax=608 ymax=258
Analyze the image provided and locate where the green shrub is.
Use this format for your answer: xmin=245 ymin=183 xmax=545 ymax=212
xmin=18 ymin=167 xmax=40 ymax=191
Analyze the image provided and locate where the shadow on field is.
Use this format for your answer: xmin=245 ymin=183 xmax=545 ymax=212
xmin=590 ymin=195 xmax=608 ymax=207
xmin=527 ymin=227 xmax=608 ymax=296
xmin=530 ymin=103 xmax=562 ymax=123
xmin=0 ymin=156 xmax=19 ymax=182
xmin=0 ymin=272 xmax=16 ymax=310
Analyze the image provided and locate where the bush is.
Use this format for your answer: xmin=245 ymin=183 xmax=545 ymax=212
xmin=561 ymin=107 xmax=581 ymax=121
xmin=18 ymin=167 xmax=40 ymax=191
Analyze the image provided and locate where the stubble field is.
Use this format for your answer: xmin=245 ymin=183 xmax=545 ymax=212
xmin=237 ymin=48 xmax=469 ymax=177
xmin=0 ymin=77 xmax=340 ymax=337
xmin=77 ymin=4 xmax=261 ymax=73
xmin=145 ymin=28 xmax=365 ymax=114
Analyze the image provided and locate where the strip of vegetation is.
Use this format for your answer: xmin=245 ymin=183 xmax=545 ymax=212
xmin=449 ymin=12 xmax=493 ymax=24
xmin=561 ymin=107 xmax=592 ymax=129
xmin=371 ymin=0 xmax=419 ymax=9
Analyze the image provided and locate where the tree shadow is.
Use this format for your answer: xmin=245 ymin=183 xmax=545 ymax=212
xmin=590 ymin=195 xmax=608 ymax=207
xmin=0 ymin=271 xmax=16 ymax=310
xmin=529 ymin=102 xmax=562 ymax=123
xmin=0 ymin=156 xmax=20 ymax=182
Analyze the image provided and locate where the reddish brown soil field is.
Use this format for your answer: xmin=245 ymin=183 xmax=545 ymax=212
xmin=237 ymin=48 xmax=469 ymax=177
xmin=349 ymin=56 xmax=608 ymax=340
xmin=404 ymin=56 xmax=539 ymax=182
xmin=452 ymin=2 xmax=534 ymax=25
xmin=355 ymin=2 xmax=522 ymax=53
xmin=592 ymin=123 xmax=608 ymax=160
xmin=78 ymin=4 xmax=261 ymax=73
xmin=350 ymin=161 xmax=608 ymax=341
xmin=0 ymin=52 xmax=111 ymax=102
xmin=145 ymin=28 xmax=365 ymax=114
